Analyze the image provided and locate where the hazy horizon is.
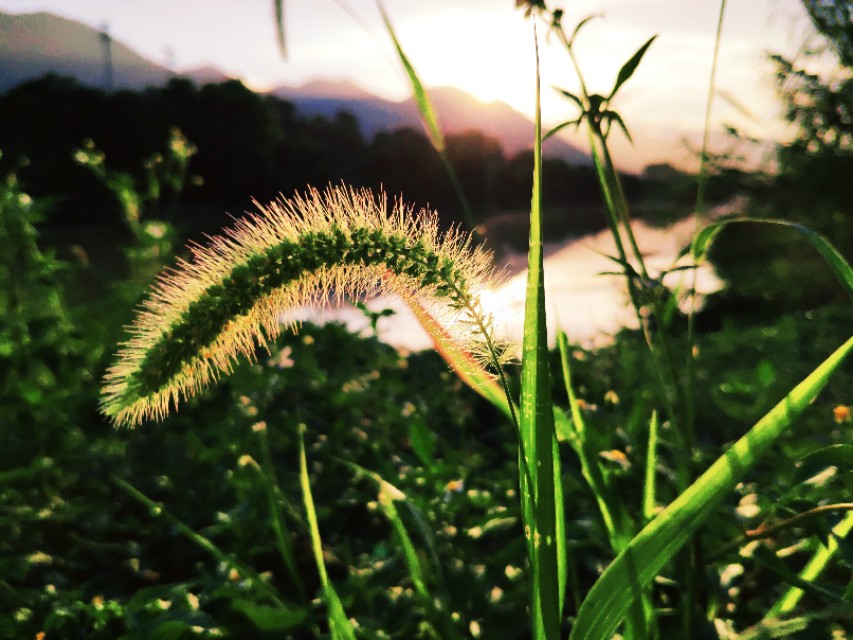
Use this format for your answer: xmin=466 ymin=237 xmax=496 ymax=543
xmin=0 ymin=0 xmax=820 ymax=171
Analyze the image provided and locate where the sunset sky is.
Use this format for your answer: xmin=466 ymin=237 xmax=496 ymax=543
xmin=1 ymin=0 xmax=819 ymax=170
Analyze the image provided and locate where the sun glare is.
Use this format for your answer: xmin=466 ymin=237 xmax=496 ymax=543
xmin=392 ymin=8 xmax=538 ymax=112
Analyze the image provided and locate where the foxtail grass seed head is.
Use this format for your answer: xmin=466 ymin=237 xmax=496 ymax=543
xmin=101 ymin=185 xmax=510 ymax=427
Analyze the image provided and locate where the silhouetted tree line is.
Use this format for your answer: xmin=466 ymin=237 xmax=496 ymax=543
xmin=0 ymin=74 xmax=646 ymax=239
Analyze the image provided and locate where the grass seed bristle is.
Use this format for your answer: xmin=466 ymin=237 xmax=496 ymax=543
xmin=101 ymin=185 xmax=509 ymax=427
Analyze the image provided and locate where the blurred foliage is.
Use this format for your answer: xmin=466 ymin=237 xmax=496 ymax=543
xmin=803 ymin=0 xmax=853 ymax=69
xmin=0 ymin=167 xmax=93 ymax=462
xmin=707 ymin=0 xmax=853 ymax=320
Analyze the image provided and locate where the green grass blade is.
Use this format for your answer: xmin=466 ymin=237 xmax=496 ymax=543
xmin=569 ymin=336 xmax=853 ymax=640
xmin=750 ymin=545 xmax=846 ymax=605
xmin=377 ymin=0 xmax=444 ymax=152
xmin=376 ymin=1 xmax=475 ymax=230
xmin=568 ymin=14 xmax=601 ymax=48
xmin=273 ymin=0 xmax=286 ymax=57
xmin=642 ymin=411 xmax=659 ymax=523
xmin=692 ymin=218 xmax=853 ymax=299
xmin=340 ymin=461 xmax=428 ymax=596
xmin=255 ymin=423 xmax=307 ymax=601
xmin=553 ymin=424 xmax=567 ymax=619
xmin=519 ymin=28 xmax=561 ymax=639
xmin=410 ymin=295 xmax=570 ymax=626
xmin=339 ymin=459 xmax=464 ymax=640
xmin=695 ymin=0 xmax=727 ymax=215
xmin=298 ymin=427 xmax=357 ymax=640
xmin=768 ymin=509 xmax=853 ymax=616
xmin=556 ymin=331 xmax=629 ymax=549
xmin=608 ymin=35 xmax=657 ymax=100
xmin=113 ymin=475 xmax=286 ymax=608
xmin=738 ymin=604 xmax=853 ymax=640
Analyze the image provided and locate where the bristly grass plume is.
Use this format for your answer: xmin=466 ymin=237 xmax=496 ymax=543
xmin=101 ymin=185 xmax=509 ymax=427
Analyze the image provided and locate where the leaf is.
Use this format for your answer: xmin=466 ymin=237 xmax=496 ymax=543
xmin=692 ymin=218 xmax=853 ymax=299
xmin=273 ymin=0 xmax=286 ymax=57
xmin=408 ymin=417 xmax=436 ymax=468
xmin=377 ymin=1 xmax=444 ymax=153
xmin=792 ymin=445 xmax=853 ymax=486
xmin=752 ymin=546 xmax=845 ymax=604
xmin=769 ymin=510 xmax=853 ymax=616
xmin=519 ymin=29 xmax=562 ymax=638
xmin=607 ymin=111 xmax=634 ymax=145
xmin=126 ymin=584 xmax=192 ymax=613
xmin=151 ymin=620 xmax=198 ymax=640
xmin=544 ymin=119 xmax=581 ymax=141
xmin=232 ymin=600 xmax=308 ymax=632
xmin=609 ymin=35 xmax=657 ymax=100
xmin=554 ymin=87 xmax=584 ymax=109
xmin=376 ymin=0 xmax=475 ymax=228
xmin=298 ymin=428 xmax=357 ymax=640
xmin=569 ymin=335 xmax=853 ymax=639
xmin=718 ymin=89 xmax=762 ymax=124
xmin=738 ymin=605 xmax=853 ymax=640
xmin=404 ymin=296 xmax=512 ymax=419
xmin=568 ymin=14 xmax=601 ymax=47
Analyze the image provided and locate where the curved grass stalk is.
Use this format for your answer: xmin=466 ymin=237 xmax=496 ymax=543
xmin=254 ymin=422 xmax=307 ymax=601
xmin=113 ymin=475 xmax=288 ymax=609
xmin=101 ymin=185 xmax=508 ymax=427
xmin=298 ymin=427 xmax=356 ymax=640
xmin=695 ymin=0 xmax=727 ymax=218
xmin=377 ymin=1 xmax=476 ymax=231
xmin=693 ymin=218 xmax=853 ymax=299
xmin=338 ymin=458 xmax=464 ymax=640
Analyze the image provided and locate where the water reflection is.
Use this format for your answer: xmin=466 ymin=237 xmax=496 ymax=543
xmin=287 ymin=217 xmax=723 ymax=351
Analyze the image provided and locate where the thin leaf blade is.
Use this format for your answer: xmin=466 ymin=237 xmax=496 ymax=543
xmin=568 ymin=14 xmax=601 ymax=47
xmin=692 ymin=218 xmax=853 ymax=299
xmin=299 ymin=428 xmax=357 ymax=640
xmin=519 ymin=28 xmax=561 ymax=639
xmin=377 ymin=1 xmax=445 ymax=152
xmin=569 ymin=336 xmax=853 ymax=639
xmin=609 ymin=35 xmax=657 ymax=100
xmin=273 ymin=0 xmax=286 ymax=57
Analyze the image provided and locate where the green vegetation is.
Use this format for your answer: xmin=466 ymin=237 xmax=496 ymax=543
xmin=2 ymin=1 xmax=853 ymax=639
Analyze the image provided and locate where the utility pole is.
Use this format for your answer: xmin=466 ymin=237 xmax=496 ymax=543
xmin=99 ymin=24 xmax=113 ymax=91
xmin=165 ymin=46 xmax=176 ymax=78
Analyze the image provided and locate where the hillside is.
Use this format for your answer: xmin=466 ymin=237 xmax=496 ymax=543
xmin=1 ymin=10 xmax=586 ymax=163
xmin=273 ymin=81 xmax=588 ymax=164
xmin=0 ymin=11 xmax=171 ymax=92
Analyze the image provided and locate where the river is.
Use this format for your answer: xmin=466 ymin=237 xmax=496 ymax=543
xmin=288 ymin=216 xmax=723 ymax=351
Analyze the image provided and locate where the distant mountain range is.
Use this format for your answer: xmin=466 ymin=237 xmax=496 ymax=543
xmin=0 ymin=11 xmax=230 ymax=92
xmin=0 ymin=10 xmax=586 ymax=163
xmin=272 ymin=80 xmax=587 ymax=163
